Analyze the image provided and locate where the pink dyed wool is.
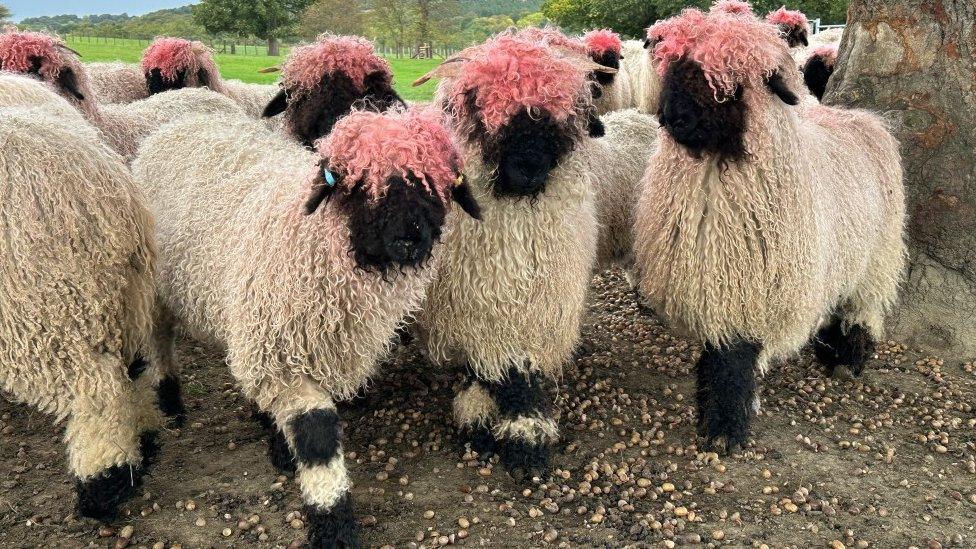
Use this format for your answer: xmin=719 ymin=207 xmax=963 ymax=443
xmin=582 ymin=29 xmax=622 ymax=56
xmin=445 ymin=34 xmax=589 ymax=134
xmin=710 ymin=0 xmax=754 ymax=15
xmin=766 ymin=6 xmax=809 ymax=31
xmin=141 ymin=37 xmax=216 ymax=81
xmin=810 ymin=45 xmax=839 ymax=67
xmin=283 ymin=35 xmax=391 ymax=93
xmin=316 ymin=107 xmax=461 ymax=204
xmin=518 ymin=27 xmax=587 ymax=57
xmin=649 ymin=9 xmax=787 ymax=98
xmin=0 ymin=30 xmax=66 ymax=79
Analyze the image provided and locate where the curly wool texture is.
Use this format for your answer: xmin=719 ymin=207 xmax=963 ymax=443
xmin=141 ymin=37 xmax=226 ymax=92
xmin=132 ymin=113 xmax=452 ymax=404
xmin=0 ymin=29 xmax=67 ymax=79
xmin=633 ymin=56 xmax=905 ymax=367
xmin=792 ymin=27 xmax=844 ymax=66
xmin=619 ymin=39 xmax=659 ymax=113
xmin=438 ymin=34 xmax=591 ymax=135
xmin=0 ymin=104 xmax=159 ymax=477
xmin=283 ymin=35 xmax=392 ymax=94
xmin=86 ymin=62 xmax=149 ymax=104
xmin=318 ymin=108 xmax=462 ymax=203
xmin=582 ymin=29 xmax=622 ymax=56
xmin=711 ymin=0 xmax=754 ymax=15
xmin=765 ymin=6 xmax=810 ymax=31
xmin=0 ymin=71 xmax=88 ymax=121
xmin=517 ymin=26 xmax=588 ymax=57
xmin=809 ymin=44 xmax=839 ymax=68
xmin=583 ymin=29 xmax=631 ymax=114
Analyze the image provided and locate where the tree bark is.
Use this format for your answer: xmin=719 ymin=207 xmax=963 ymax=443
xmin=267 ymin=37 xmax=280 ymax=57
xmin=825 ymin=0 xmax=976 ymax=358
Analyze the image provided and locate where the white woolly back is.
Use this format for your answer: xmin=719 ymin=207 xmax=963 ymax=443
xmin=0 ymin=72 xmax=87 ymax=122
xmin=0 ymin=107 xmax=156 ymax=419
xmin=86 ymin=62 xmax=149 ymax=104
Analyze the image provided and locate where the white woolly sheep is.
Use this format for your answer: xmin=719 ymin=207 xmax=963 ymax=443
xmin=802 ymin=44 xmax=838 ymax=100
xmin=131 ymin=106 xmax=481 ymax=548
xmin=619 ymin=39 xmax=659 ymax=113
xmin=412 ymin=32 xmax=611 ymax=480
xmin=635 ymin=9 xmax=905 ymax=451
xmin=0 ymin=29 xmax=245 ymax=160
xmin=260 ymin=34 xmax=405 ymax=148
xmin=582 ymin=29 xmax=632 ymax=114
xmin=86 ymin=61 xmax=148 ymax=104
xmin=0 ymin=86 xmax=162 ymax=521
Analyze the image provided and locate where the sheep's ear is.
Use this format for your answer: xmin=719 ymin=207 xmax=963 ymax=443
xmin=452 ymin=176 xmax=482 ymax=221
xmin=766 ymin=71 xmax=799 ymax=106
xmin=588 ymin=112 xmax=605 ymax=138
xmin=197 ymin=67 xmax=214 ymax=90
xmin=57 ymin=68 xmax=85 ymax=100
xmin=304 ymin=160 xmax=341 ymax=215
xmin=262 ymin=89 xmax=289 ymax=118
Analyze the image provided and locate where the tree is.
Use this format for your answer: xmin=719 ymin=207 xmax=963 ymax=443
xmin=825 ymin=0 xmax=976 ymax=358
xmin=299 ymin=0 xmax=366 ymax=39
xmin=413 ymin=0 xmax=460 ymax=49
xmin=367 ymin=0 xmax=414 ymax=51
xmin=194 ymin=0 xmax=313 ymax=56
xmin=0 ymin=4 xmax=11 ymax=23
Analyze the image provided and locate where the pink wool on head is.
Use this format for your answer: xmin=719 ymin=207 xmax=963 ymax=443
xmin=316 ymin=107 xmax=461 ymax=203
xmin=766 ymin=6 xmax=809 ymax=31
xmin=0 ymin=29 xmax=67 ymax=78
xmin=283 ymin=35 xmax=391 ymax=93
xmin=141 ymin=37 xmax=217 ymax=81
xmin=810 ymin=44 xmax=839 ymax=67
xmin=649 ymin=9 xmax=788 ymax=98
xmin=446 ymin=34 xmax=589 ymax=134
xmin=710 ymin=0 xmax=754 ymax=15
xmin=518 ymin=26 xmax=587 ymax=57
xmin=582 ymin=29 xmax=622 ymax=56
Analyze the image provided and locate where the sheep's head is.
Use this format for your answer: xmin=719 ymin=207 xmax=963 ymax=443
xmin=306 ymin=107 xmax=480 ymax=273
xmin=583 ymin=29 xmax=623 ymax=87
xmin=0 ymin=30 xmax=90 ymax=107
xmin=141 ymin=37 xmax=222 ymax=95
xmin=416 ymin=34 xmax=609 ymax=199
xmin=802 ymin=45 xmax=838 ymax=101
xmin=765 ymin=7 xmax=810 ymax=48
xmin=262 ymin=35 xmax=404 ymax=149
xmin=652 ymin=10 xmax=800 ymax=162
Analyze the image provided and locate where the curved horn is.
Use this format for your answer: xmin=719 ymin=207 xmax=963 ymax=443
xmin=258 ymin=66 xmax=281 ymax=74
xmin=57 ymin=44 xmax=82 ymax=58
xmin=412 ymin=56 xmax=469 ymax=87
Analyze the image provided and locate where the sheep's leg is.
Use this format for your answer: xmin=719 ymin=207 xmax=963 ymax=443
xmin=485 ymin=363 xmax=558 ymax=482
xmin=453 ymin=378 xmax=500 ymax=461
xmin=267 ymin=382 xmax=358 ymax=549
xmin=253 ymin=410 xmax=297 ymax=474
xmin=695 ymin=341 xmax=760 ymax=454
xmin=813 ymin=315 xmax=875 ymax=377
xmin=68 ymin=356 xmax=146 ymax=521
xmin=150 ymin=305 xmax=185 ymax=425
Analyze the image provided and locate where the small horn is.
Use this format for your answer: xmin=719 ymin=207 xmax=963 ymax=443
xmin=57 ymin=44 xmax=82 ymax=58
xmin=412 ymin=56 xmax=469 ymax=87
xmin=258 ymin=66 xmax=281 ymax=74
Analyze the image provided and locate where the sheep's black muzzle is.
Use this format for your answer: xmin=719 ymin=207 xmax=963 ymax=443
xmin=488 ymin=110 xmax=575 ymax=199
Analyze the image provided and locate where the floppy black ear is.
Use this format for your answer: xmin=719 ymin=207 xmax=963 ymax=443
xmin=766 ymin=71 xmax=799 ymax=106
xmin=643 ymin=38 xmax=652 ymax=49
xmin=452 ymin=177 xmax=482 ymax=221
xmin=304 ymin=161 xmax=341 ymax=215
xmin=146 ymin=68 xmax=167 ymax=95
xmin=197 ymin=67 xmax=214 ymax=89
xmin=56 ymin=68 xmax=85 ymax=101
xmin=588 ymin=112 xmax=605 ymax=138
xmin=263 ymin=89 xmax=289 ymax=118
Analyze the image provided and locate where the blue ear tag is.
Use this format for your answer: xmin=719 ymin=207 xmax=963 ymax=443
xmin=323 ymin=167 xmax=337 ymax=187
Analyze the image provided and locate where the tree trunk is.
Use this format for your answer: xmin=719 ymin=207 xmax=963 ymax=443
xmin=825 ymin=0 xmax=976 ymax=358
xmin=267 ymin=37 xmax=280 ymax=57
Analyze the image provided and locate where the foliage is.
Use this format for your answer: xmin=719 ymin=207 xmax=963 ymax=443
xmin=0 ymin=4 xmax=10 ymax=23
xmin=298 ymin=0 xmax=367 ymax=39
xmin=193 ymin=0 xmax=314 ymax=41
xmin=459 ymin=0 xmax=543 ymax=18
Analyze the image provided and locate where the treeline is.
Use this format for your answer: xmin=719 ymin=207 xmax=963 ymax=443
xmin=20 ymin=7 xmax=206 ymax=38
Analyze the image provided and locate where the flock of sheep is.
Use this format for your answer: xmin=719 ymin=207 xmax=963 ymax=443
xmin=0 ymin=1 xmax=905 ymax=547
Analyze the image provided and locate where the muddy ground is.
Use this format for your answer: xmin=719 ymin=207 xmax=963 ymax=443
xmin=1 ymin=270 xmax=974 ymax=549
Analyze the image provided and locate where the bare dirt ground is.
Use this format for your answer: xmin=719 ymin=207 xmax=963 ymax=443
xmin=1 ymin=269 xmax=975 ymax=549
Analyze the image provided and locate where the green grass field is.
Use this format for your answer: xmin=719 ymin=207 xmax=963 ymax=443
xmin=65 ymin=36 xmax=440 ymax=101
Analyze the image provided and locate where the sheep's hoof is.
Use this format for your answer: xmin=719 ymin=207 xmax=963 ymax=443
xmin=499 ymin=439 xmax=549 ymax=483
xmin=697 ymin=403 xmax=751 ymax=455
xmin=75 ymin=463 xmax=142 ymax=522
xmin=156 ymin=375 xmax=186 ymax=427
xmin=305 ymin=496 xmax=360 ymax=549
xmin=830 ymin=364 xmax=856 ymax=381
xmin=268 ymin=428 xmax=297 ymax=475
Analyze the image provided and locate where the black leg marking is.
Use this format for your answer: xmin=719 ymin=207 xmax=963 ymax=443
xmin=467 ymin=424 xmax=497 ymax=462
xmin=288 ymin=409 xmax=341 ymax=467
xmin=305 ymin=495 xmax=361 ymax=549
xmin=499 ymin=438 xmax=549 ymax=483
xmin=268 ymin=427 xmax=297 ymax=474
xmin=156 ymin=374 xmax=186 ymax=426
xmin=75 ymin=464 xmax=141 ymax=521
xmin=126 ymin=354 xmax=148 ymax=380
xmin=814 ymin=317 xmax=875 ymax=376
xmin=696 ymin=340 xmax=759 ymax=454
xmin=139 ymin=431 xmax=161 ymax=470
xmin=484 ymin=364 xmax=554 ymax=481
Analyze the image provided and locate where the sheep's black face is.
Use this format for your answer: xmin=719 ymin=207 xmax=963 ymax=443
xmin=263 ymin=71 xmax=406 ymax=149
xmin=778 ymin=24 xmax=809 ymax=48
xmin=340 ymin=175 xmax=447 ymax=273
xmin=460 ymin=92 xmax=577 ymax=199
xmin=590 ymin=51 xmax=620 ymax=86
xmin=658 ymin=58 xmax=748 ymax=161
xmin=147 ymin=68 xmax=187 ymax=95
xmin=802 ymin=55 xmax=833 ymax=101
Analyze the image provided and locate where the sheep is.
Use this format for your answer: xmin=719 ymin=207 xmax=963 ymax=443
xmin=131 ymin=106 xmax=481 ymax=547
xmin=261 ymin=34 xmax=405 ymax=148
xmin=86 ymin=61 xmax=147 ymax=104
xmin=634 ymin=9 xmax=905 ymax=452
xmin=802 ymin=44 xmax=838 ymax=100
xmin=618 ymin=39 xmax=657 ymax=113
xmin=412 ymin=32 xmax=611 ymax=480
xmin=0 ymin=89 xmax=163 ymax=521
xmin=766 ymin=6 xmax=810 ymax=49
xmin=0 ymin=29 xmax=245 ymax=160
xmin=140 ymin=37 xmax=278 ymax=117
xmin=582 ymin=29 xmax=632 ymax=114
xmin=710 ymin=0 xmax=754 ymax=15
